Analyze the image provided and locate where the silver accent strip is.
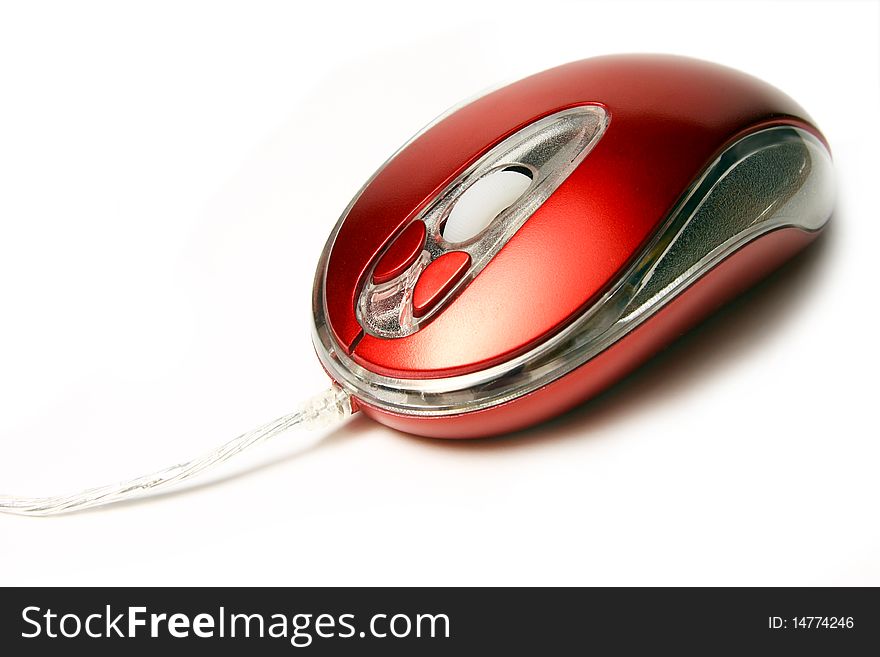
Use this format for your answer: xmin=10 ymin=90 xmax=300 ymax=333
xmin=312 ymin=126 xmax=833 ymax=417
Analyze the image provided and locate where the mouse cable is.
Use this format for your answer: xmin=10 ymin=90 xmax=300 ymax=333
xmin=0 ymin=384 xmax=353 ymax=517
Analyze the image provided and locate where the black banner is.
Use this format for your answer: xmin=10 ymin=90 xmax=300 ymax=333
xmin=1 ymin=587 xmax=876 ymax=654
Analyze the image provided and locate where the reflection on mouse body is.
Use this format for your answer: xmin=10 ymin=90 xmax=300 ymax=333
xmin=312 ymin=54 xmax=833 ymax=438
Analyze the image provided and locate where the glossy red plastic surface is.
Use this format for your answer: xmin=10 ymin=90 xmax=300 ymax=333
xmin=322 ymin=55 xmax=821 ymax=378
xmin=413 ymin=251 xmax=471 ymax=317
xmin=355 ymin=227 xmax=820 ymax=438
xmin=372 ymin=220 xmax=426 ymax=284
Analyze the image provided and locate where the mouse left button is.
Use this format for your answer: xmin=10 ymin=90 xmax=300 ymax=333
xmin=372 ymin=221 xmax=427 ymax=284
xmin=413 ymin=251 xmax=471 ymax=317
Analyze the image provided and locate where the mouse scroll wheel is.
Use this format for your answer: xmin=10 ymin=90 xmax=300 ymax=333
xmin=441 ymin=167 xmax=533 ymax=243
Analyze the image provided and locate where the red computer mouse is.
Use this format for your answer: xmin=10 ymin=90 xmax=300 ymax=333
xmin=311 ymin=54 xmax=834 ymax=439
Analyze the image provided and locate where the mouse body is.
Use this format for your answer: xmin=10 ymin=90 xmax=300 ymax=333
xmin=311 ymin=54 xmax=833 ymax=438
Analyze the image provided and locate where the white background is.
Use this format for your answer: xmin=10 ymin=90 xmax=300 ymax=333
xmin=1 ymin=0 xmax=877 ymax=586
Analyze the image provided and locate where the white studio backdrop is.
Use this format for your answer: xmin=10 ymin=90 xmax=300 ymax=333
xmin=0 ymin=0 xmax=878 ymax=585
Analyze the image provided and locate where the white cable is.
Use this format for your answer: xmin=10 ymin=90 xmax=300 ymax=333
xmin=0 ymin=384 xmax=353 ymax=517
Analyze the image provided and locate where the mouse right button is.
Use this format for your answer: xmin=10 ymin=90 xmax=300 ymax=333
xmin=372 ymin=220 xmax=427 ymax=284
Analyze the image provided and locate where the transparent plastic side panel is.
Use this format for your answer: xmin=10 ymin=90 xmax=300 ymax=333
xmin=619 ymin=128 xmax=828 ymax=323
xmin=313 ymin=126 xmax=834 ymax=415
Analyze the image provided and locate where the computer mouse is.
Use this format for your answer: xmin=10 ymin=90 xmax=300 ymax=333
xmin=311 ymin=54 xmax=834 ymax=439
xmin=0 ymin=54 xmax=838 ymax=516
